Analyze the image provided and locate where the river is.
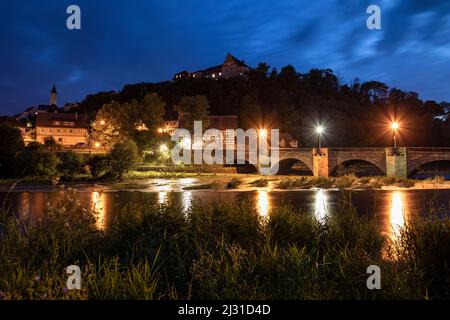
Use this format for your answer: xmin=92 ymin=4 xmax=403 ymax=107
xmin=1 ymin=184 xmax=450 ymax=241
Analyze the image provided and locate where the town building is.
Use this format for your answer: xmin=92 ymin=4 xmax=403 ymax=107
xmin=177 ymin=114 xmax=238 ymax=149
xmin=35 ymin=112 xmax=89 ymax=146
xmin=16 ymin=84 xmax=89 ymax=147
xmin=174 ymin=53 xmax=250 ymax=80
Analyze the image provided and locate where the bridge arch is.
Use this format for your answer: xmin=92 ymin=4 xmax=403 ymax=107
xmin=274 ymin=158 xmax=314 ymax=175
xmin=330 ymin=159 xmax=385 ymax=177
xmin=408 ymin=160 xmax=450 ymax=179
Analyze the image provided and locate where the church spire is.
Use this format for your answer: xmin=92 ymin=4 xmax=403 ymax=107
xmin=50 ymin=84 xmax=57 ymax=106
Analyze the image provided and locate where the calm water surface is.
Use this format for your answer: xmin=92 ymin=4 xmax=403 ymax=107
xmin=1 ymin=187 xmax=450 ymax=241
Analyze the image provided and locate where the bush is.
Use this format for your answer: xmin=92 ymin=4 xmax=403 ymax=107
xmin=88 ymin=155 xmax=110 ymax=178
xmin=334 ymin=175 xmax=358 ymax=189
xmin=0 ymin=124 xmax=24 ymax=178
xmin=57 ymin=151 xmax=85 ymax=179
xmin=226 ymin=178 xmax=242 ymax=189
xmin=108 ymin=139 xmax=142 ymax=179
xmin=249 ymin=178 xmax=269 ymax=187
xmin=276 ymin=177 xmax=310 ymax=189
xmin=20 ymin=143 xmax=59 ymax=178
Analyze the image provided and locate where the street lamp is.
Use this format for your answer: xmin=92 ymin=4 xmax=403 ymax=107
xmin=258 ymin=128 xmax=267 ymax=139
xmin=159 ymin=143 xmax=169 ymax=153
xmin=316 ymin=125 xmax=324 ymax=150
xmin=391 ymin=121 xmax=399 ymax=148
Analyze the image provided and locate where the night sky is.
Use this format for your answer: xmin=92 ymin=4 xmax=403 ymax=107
xmin=1 ymin=0 xmax=449 ymax=115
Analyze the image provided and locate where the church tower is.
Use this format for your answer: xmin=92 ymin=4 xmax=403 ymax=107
xmin=50 ymin=84 xmax=57 ymax=106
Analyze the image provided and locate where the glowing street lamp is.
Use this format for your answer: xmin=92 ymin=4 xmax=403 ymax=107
xmin=258 ymin=128 xmax=267 ymax=139
xmin=316 ymin=125 xmax=324 ymax=150
xmin=158 ymin=128 xmax=164 ymax=133
xmin=159 ymin=143 xmax=169 ymax=153
xmin=100 ymin=120 xmax=105 ymax=125
xmin=94 ymin=142 xmax=100 ymax=148
xmin=391 ymin=121 xmax=399 ymax=148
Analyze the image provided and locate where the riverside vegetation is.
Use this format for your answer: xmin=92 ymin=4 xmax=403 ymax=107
xmin=0 ymin=189 xmax=449 ymax=300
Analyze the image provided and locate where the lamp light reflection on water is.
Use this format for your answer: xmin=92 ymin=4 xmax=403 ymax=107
xmin=314 ymin=189 xmax=329 ymax=222
xmin=91 ymin=191 xmax=106 ymax=230
xmin=388 ymin=191 xmax=407 ymax=242
xmin=257 ymin=190 xmax=270 ymax=218
xmin=158 ymin=191 xmax=168 ymax=205
xmin=182 ymin=191 xmax=193 ymax=215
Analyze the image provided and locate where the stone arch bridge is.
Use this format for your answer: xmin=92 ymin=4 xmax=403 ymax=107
xmin=249 ymin=147 xmax=450 ymax=178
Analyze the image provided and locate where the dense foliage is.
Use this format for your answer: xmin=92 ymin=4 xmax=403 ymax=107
xmin=74 ymin=65 xmax=450 ymax=147
xmin=0 ymin=193 xmax=449 ymax=299
xmin=0 ymin=125 xmax=141 ymax=180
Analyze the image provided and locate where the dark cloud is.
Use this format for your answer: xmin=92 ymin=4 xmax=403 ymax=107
xmin=0 ymin=0 xmax=449 ymax=115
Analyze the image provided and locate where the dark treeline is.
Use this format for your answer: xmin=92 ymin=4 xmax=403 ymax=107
xmin=75 ymin=64 xmax=450 ymax=147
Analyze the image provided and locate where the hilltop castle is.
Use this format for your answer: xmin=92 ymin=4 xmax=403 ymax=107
xmin=174 ymin=53 xmax=250 ymax=80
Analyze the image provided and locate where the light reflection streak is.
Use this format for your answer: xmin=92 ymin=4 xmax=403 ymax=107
xmin=388 ymin=191 xmax=408 ymax=242
xmin=257 ymin=190 xmax=270 ymax=219
xmin=182 ymin=191 xmax=193 ymax=216
xmin=91 ymin=191 xmax=106 ymax=230
xmin=314 ymin=189 xmax=329 ymax=222
xmin=158 ymin=191 xmax=168 ymax=205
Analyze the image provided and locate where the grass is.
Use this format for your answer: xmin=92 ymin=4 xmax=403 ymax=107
xmin=249 ymin=178 xmax=269 ymax=187
xmin=125 ymin=170 xmax=219 ymax=179
xmin=0 ymin=189 xmax=449 ymax=300
xmin=275 ymin=175 xmax=418 ymax=190
xmin=183 ymin=182 xmax=220 ymax=190
xmin=226 ymin=178 xmax=242 ymax=189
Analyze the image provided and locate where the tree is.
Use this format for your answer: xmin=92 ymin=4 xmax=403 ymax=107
xmin=21 ymin=143 xmax=59 ymax=178
xmin=58 ymin=151 xmax=85 ymax=179
xmin=0 ymin=124 xmax=25 ymax=178
xmin=91 ymin=101 xmax=134 ymax=148
xmin=279 ymin=104 xmax=301 ymax=134
xmin=43 ymin=136 xmax=62 ymax=151
xmin=139 ymin=93 xmax=165 ymax=131
xmin=108 ymin=139 xmax=142 ymax=179
xmin=91 ymin=93 xmax=166 ymax=149
xmin=133 ymin=130 xmax=160 ymax=154
xmin=175 ymin=95 xmax=210 ymax=132
xmin=68 ymin=63 xmax=450 ymax=147
xmin=239 ymin=94 xmax=262 ymax=129
xmin=87 ymin=155 xmax=110 ymax=178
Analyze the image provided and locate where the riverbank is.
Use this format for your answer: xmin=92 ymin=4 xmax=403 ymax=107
xmin=0 ymin=194 xmax=449 ymax=300
xmin=1 ymin=171 xmax=449 ymax=192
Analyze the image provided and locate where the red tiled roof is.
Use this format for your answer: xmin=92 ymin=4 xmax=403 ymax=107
xmin=36 ymin=113 xmax=89 ymax=129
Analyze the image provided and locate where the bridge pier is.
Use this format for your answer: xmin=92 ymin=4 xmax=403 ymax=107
xmin=386 ymin=147 xmax=407 ymax=179
xmin=313 ymin=148 xmax=329 ymax=177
